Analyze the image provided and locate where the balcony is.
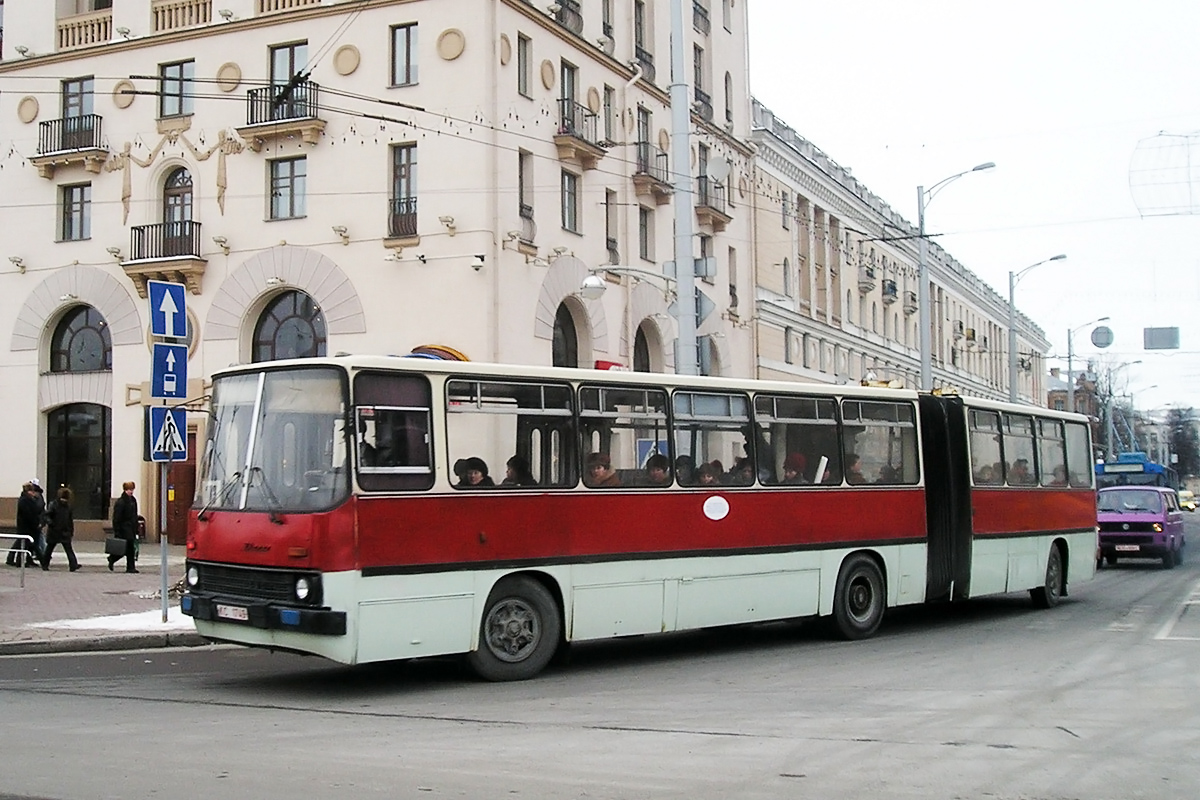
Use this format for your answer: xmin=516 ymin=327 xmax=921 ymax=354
xmin=693 ymin=2 xmax=711 ymax=35
xmin=903 ymin=290 xmax=918 ymax=315
xmin=632 ymin=142 xmax=672 ymax=205
xmin=857 ymin=265 xmax=876 ymax=293
xmin=554 ymin=0 xmax=584 ymax=36
xmin=387 ymin=196 xmax=418 ymax=242
xmin=236 ymin=80 xmax=326 ymax=151
xmin=693 ymin=87 xmax=714 ymax=122
xmin=30 ymin=115 xmax=107 ymax=178
xmin=881 ymin=278 xmax=898 ymax=304
xmin=152 ymin=0 xmax=212 ymax=33
xmin=257 ymin=0 xmax=322 ymax=14
xmin=606 ymin=236 xmax=620 ymax=265
xmin=952 ymin=320 xmax=965 ymax=340
xmin=57 ymin=8 xmax=111 ymax=52
xmin=695 ymin=176 xmax=731 ymax=232
xmin=554 ymin=99 xmax=606 ymax=170
xmin=518 ymin=203 xmax=537 ymax=250
xmin=124 ymin=221 xmax=207 ymax=297
xmin=634 ymin=45 xmax=656 ymax=83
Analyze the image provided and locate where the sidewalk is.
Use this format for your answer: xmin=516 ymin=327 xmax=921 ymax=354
xmin=0 ymin=539 xmax=206 ymax=656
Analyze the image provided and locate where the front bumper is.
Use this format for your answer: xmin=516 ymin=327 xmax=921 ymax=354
xmin=182 ymin=593 xmax=347 ymax=636
xmin=1099 ymin=538 xmax=1174 ymax=559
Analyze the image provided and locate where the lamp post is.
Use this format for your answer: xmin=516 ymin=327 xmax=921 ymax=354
xmin=1007 ymin=254 xmax=1066 ymax=402
xmin=917 ymin=162 xmax=995 ymax=391
xmin=1066 ymin=316 xmax=1110 ymax=413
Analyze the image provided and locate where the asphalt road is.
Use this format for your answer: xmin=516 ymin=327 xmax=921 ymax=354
xmin=2 ymin=526 xmax=1198 ymax=800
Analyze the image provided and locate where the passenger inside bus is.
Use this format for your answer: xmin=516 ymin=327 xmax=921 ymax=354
xmin=584 ymin=452 xmax=622 ymax=487
xmin=358 ymin=419 xmax=378 ymax=467
xmin=782 ymin=453 xmax=808 ymax=485
xmin=845 ymin=453 xmax=867 ymax=484
xmin=727 ymin=458 xmax=755 ymax=485
xmin=674 ymin=455 xmax=696 ymax=484
xmin=645 ymin=454 xmax=671 ymax=486
xmin=461 ymin=457 xmax=495 ymax=487
xmin=1009 ymin=458 xmax=1034 ymax=485
xmin=696 ymin=463 xmax=721 ymax=485
xmin=502 ymin=456 xmax=537 ymax=487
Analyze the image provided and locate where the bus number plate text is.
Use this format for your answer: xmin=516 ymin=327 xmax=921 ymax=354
xmin=216 ymin=604 xmax=249 ymax=621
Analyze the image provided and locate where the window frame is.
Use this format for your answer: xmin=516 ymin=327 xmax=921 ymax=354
xmin=268 ymin=156 xmax=307 ymax=220
xmin=158 ymin=59 xmax=195 ymax=118
xmin=59 ymin=182 xmax=91 ymax=241
xmin=561 ymin=169 xmax=580 ymax=233
xmin=390 ymin=22 xmax=418 ymax=87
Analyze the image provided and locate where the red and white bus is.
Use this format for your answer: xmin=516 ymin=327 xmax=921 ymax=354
xmin=182 ymin=357 xmax=1097 ymax=680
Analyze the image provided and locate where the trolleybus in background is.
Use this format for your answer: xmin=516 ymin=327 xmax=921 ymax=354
xmin=1095 ymin=451 xmax=1179 ymax=490
xmin=182 ymin=357 xmax=1098 ymax=681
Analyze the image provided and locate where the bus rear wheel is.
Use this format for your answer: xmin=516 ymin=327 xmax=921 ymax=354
xmin=832 ymin=554 xmax=885 ymax=640
xmin=467 ymin=576 xmax=561 ymax=682
xmin=1031 ymin=546 xmax=1063 ymax=609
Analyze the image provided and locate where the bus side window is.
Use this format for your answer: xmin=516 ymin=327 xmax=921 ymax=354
xmin=674 ymin=391 xmax=754 ymax=487
xmin=1064 ymin=421 xmax=1093 ymax=488
xmin=969 ymin=409 xmax=1004 ymax=486
xmin=353 ymin=373 xmax=434 ymax=492
xmin=754 ymin=394 xmax=839 ymax=486
xmin=579 ymin=385 xmax=670 ymax=488
xmin=841 ymin=400 xmax=918 ymax=486
xmin=1002 ymin=413 xmax=1038 ymax=486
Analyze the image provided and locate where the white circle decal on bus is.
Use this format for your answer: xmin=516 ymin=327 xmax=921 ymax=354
xmin=703 ymin=495 xmax=730 ymax=521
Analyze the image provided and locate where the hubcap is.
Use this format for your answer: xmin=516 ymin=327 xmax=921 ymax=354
xmin=848 ymin=576 xmax=874 ymax=620
xmin=484 ymin=598 xmax=540 ymax=663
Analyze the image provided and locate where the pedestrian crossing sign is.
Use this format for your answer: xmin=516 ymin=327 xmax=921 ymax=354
xmin=148 ymin=407 xmax=187 ymax=462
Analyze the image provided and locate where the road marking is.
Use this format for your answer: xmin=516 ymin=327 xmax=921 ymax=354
xmin=1153 ymin=576 xmax=1200 ymax=640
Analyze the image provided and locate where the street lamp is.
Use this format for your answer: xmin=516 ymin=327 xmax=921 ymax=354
xmin=917 ymin=161 xmax=995 ymax=391
xmin=1007 ymin=254 xmax=1066 ymax=402
xmin=1066 ymin=316 xmax=1110 ymax=413
xmin=579 ymin=266 xmax=676 ymax=302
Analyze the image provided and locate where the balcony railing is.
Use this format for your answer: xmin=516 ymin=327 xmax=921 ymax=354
xmin=634 ymin=45 xmax=656 ymax=83
xmin=57 ymin=9 xmax=111 ymax=51
xmin=696 ymin=176 xmax=726 ymax=214
xmin=693 ymin=87 xmax=713 ymax=121
xmin=857 ymin=266 xmax=877 ymax=293
xmin=555 ymin=0 xmax=584 ymax=35
xmin=388 ymin=197 xmax=417 ymax=239
xmin=246 ymin=80 xmax=320 ymax=125
xmin=557 ymin=99 xmax=599 ymax=145
xmin=257 ymin=0 xmax=322 ymax=14
xmin=152 ymin=0 xmax=212 ymax=33
xmin=634 ymin=142 xmax=669 ymax=183
xmin=130 ymin=220 xmax=203 ymax=260
xmin=38 ymin=115 xmax=103 ymax=154
xmin=693 ymin=1 xmax=711 ymax=35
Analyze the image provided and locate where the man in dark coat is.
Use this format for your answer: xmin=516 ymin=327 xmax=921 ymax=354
xmin=41 ymin=487 xmax=80 ymax=572
xmin=6 ymin=483 xmax=38 ymax=567
xmin=110 ymin=480 xmax=139 ymax=573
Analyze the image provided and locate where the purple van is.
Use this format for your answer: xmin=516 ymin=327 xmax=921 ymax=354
xmin=1097 ymin=486 xmax=1185 ymax=568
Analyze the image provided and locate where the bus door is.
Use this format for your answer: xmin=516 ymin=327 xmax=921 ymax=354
xmin=918 ymin=395 xmax=973 ymax=602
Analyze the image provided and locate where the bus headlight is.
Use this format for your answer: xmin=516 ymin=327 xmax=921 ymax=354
xmin=295 ymin=577 xmax=311 ymax=601
xmin=186 ymin=566 xmax=200 ymax=587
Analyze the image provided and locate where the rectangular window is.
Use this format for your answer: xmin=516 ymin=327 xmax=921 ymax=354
xmin=638 ymin=206 xmax=653 ymax=261
xmin=784 ymin=326 xmax=794 ymax=364
xmin=269 ymin=41 xmax=308 ymax=121
xmin=60 ymin=76 xmax=95 ymax=150
xmin=269 ymin=156 xmax=306 ymax=220
xmin=755 ymin=394 xmax=840 ymax=485
xmin=634 ymin=0 xmax=647 ymax=49
xmin=517 ymin=34 xmax=531 ymax=97
xmin=693 ymin=44 xmax=704 ymax=91
xmin=605 ymin=189 xmax=617 ymax=246
xmin=603 ymin=85 xmax=616 ymax=141
xmin=518 ymin=149 xmax=533 ymax=222
xmin=561 ymin=170 xmax=579 ymax=233
xmin=389 ymin=144 xmax=417 ymax=237
xmin=1064 ymin=421 xmax=1093 ymax=488
xmin=447 ymin=379 xmax=576 ymax=489
xmin=841 ymin=400 xmax=919 ymax=485
xmin=1038 ymin=419 xmax=1068 ymax=487
xmin=60 ymin=183 xmax=91 ymax=241
xmin=580 ymin=385 xmax=669 ymax=489
xmin=159 ymin=60 xmax=194 ymax=118
xmin=722 ymin=0 xmax=731 ymax=30
xmin=728 ymin=246 xmax=739 ymax=311
xmin=1002 ymin=413 xmax=1038 ymax=485
xmin=602 ymin=0 xmax=613 ymax=36
xmin=560 ymin=60 xmax=578 ymax=104
xmin=674 ymin=392 xmax=753 ymax=487
xmin=354 ymin=372 xmax=433 ymax=492
xmin=969 ymin=409 xmax=1003 ymax=485
xmin=391 ymin=23 xmax=418 ymax=86
xmin=781 ymin=190 xmax=790 ymax=229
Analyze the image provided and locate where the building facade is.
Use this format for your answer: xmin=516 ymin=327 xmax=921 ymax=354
xmin=0 ymin=0 xmax=755 ymax=535
xmin=749 ymin=99 xmax=1050 ymax=399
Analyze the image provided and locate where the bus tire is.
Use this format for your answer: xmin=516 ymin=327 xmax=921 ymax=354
xmin=1031 ymin=545 xmax=1063 ymax=609
xmin=832 ymin=554 xmax=885 ymax=640
xmin=467 ymin=576 xmax=561 ymax=682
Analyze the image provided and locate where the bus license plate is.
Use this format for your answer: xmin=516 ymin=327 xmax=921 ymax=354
xmin=1115 ymin=544 xmax=1140 ymax=552
xmin=216 ymin=604 xmax=249 ymax=621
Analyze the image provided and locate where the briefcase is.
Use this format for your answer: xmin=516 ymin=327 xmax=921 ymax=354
xmin=104 ymin=537 xmax=127 ymax=557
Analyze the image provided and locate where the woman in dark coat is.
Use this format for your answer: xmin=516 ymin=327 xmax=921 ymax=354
xmin=6 ymin=483 xmax=39 ymax=567
xmin=41 ymin=487 xmax=80 ymax=572
xmin=109 ymin=480 xmax=139 ymax=573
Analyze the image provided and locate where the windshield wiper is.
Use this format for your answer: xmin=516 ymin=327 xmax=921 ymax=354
xmin=248 ymin=466 xmax=286 ymax=525
xmin=196 ymin=471 xmax=242 ymax=521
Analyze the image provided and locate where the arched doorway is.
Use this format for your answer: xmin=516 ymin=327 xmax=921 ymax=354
xmin=163 ymin=167 xmax=193 ymax=257
xmin=552 ymin=301 xmax=580 ymax=368
xmin=253 ymin=290 xmax=327 ymax=362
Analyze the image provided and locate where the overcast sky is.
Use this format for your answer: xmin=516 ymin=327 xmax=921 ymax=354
xmin=747 ymin=0 xmax=1200 ymax=414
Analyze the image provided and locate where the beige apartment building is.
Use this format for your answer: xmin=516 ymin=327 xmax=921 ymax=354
xmin=0 ymin=0 xmax=755 ymax=535
xmin=749 ymin=99 xmax=1049 ymax=400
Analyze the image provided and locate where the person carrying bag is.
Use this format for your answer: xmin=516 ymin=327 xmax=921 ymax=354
xmin=109 ymin=481 xmax=139 ymax=573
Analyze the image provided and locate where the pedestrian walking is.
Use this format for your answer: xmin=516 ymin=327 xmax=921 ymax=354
xmin=30 ymin=479 xmax=46 ymax=558
xmin=109 ymin=480 xmax=139 ymax=573
xmin=41 ymin=487 xmax=80 ymax=572
xmin=5 ymin=483 xmax=38 ymax=567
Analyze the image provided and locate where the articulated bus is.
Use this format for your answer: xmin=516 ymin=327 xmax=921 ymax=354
xmin=1095 ymin=451 xmax=1179 ymax=490
xmin=182 ymin=357 xmax=1098 ymax=680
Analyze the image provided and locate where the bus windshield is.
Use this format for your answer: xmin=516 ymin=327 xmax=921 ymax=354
xmin=199 ymin=367 xmax=349 ymax=512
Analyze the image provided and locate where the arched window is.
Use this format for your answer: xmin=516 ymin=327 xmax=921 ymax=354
xmin=633 ymin=325 xmax=651 ymax=372
xmin=46 ymin=403 xmax=111 ymax=521
xmin=50 ymin=305 xmax=111 ymax=373
xmin=253 ymin=290 xmax=326 ymax=362
xmin=552 ymin=301 xmax=579 ymax=368
xmin=163 ymin=167 xmax=193 ymax=256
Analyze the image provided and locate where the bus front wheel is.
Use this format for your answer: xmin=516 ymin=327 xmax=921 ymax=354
xmin=832 ymin=554 xmax=885 ymax=640
xmin=468 ymin=576 xmax=561 ymax=682
xmin=1031 ymin=546 xmax=1063 ymax=609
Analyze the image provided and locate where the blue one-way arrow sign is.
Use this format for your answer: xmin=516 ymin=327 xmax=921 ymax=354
xmin=147 ymin=280 xmax=187 ymax=339
xmin=151 ymin=343 xmax=188 ymax=399
xmin=148 ymin=407 xmax=187 ymax=462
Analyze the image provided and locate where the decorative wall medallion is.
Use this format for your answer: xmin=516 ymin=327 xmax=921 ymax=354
xmin=17 ymin=96 xmax=39 ymax=124
xmin=112 ymin=80 xmax=136 ymax=109
xmin=333 ymin=45 xmax=361 ymax=76
xmin=437 ymin=29 xmax=466 ymax=61
xmin=216 ymin=62 xmax=242 ymax=92
xmin=499 ymin=33 xmax=511 ymax=65
xmin=540 ymin=59 xmax=556 ymax=90
xmin=738 ymin=175 xmax=749 ymax=198
xmin=658 ymin=128 xmax=670 ymax=152
xmin=586 ymin=87 xmax=601 ymax=114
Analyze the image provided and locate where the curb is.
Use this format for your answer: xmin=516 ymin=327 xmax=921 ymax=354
xmin=0 ymin=630 xmax=208 ymax=656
